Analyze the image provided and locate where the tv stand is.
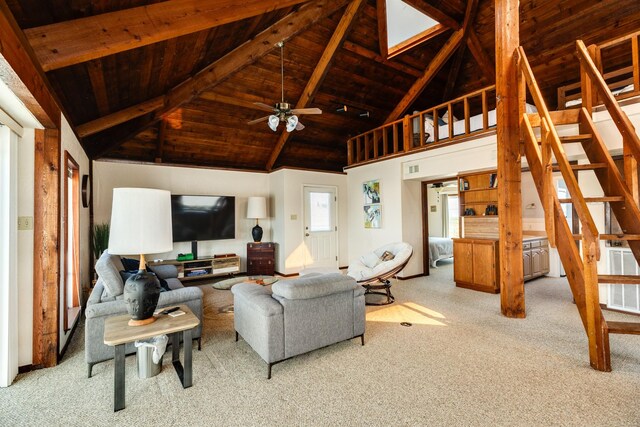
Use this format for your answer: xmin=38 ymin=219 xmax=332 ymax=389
xmin=149 ymin=255 xmax=240 ymax=282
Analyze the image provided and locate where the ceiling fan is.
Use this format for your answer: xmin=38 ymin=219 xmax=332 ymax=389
xmin=247 ymin=41 xmax=322 ymax=132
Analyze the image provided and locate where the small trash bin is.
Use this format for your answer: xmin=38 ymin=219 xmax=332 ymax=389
xmin=135 ymin=334 xmax=168 ymax=379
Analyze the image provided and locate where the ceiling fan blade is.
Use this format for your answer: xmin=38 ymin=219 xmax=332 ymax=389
xmin=290 ymin=107 xmax=322 ymax=115
xmin=295 ymin=121 xmax=305 ymax=131
xmin=247 ymin=116 xmax=270 ymax=125
xmin=253 ymin=102 xmax=276 ymax=112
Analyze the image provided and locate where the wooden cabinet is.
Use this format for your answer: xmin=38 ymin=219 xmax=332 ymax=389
xmin=453 ymin=238 xmax=500 ymax=293
xmin=148 ymin=256 xmax=240 ymax=282
xmin=247 ymin=242 xmax=275 ymax=276
xmin=458 ymin=169 xmax=499 ymax=239
xmin=523 ymin=237 xmax=550 ymax=281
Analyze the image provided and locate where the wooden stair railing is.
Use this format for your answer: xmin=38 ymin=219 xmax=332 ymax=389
xmin=517 ymin=42 xmax=640 ymax=371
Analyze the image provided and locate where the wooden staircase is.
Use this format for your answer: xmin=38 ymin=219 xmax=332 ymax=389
xmin=517 ymin=41 xmax=640 ymax=371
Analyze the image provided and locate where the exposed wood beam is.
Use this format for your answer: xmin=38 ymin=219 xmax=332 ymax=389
xmin=33 ymin=128 xmax=61 ymax=368
xmin=199 ymin=92 xmax=272 ymax=110
xmin=342 ymin=41 xmax=422 ymax=77
xmin=443 ymin=0 xmax=479 ymax=101
xmin=385 ymin=29 xmax=463 ymax=123
xmin=401 ymin=0 xmax=461 ymax=30
xmin=76 ymin=96 xmax=164 ymax=138
xmin=266 ymin=0 xmax=365 ymax=170
xmin=376 ymin=0 xmax=388 ymax=57
xmin=495 ymin=0 xmax=524 ymax=318
xmin=86 ymin=0 xmax=350 ymax=159
xmin=25 ymin=0 xmax=312 ymax=72
xmin=0 ymin=1 xmax=59 ymax=128
xmin=467 ymin=28 xmax=496 ymax=84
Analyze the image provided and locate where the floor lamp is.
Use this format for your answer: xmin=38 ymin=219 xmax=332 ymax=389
xmin=108 ymin=188 xmax=173 ymax=326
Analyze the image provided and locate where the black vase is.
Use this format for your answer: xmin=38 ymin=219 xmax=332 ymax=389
xmin=252 ymin=224 xmax=263 ymax=242
xmin=123 ymin=270 xmax=161 ymax=322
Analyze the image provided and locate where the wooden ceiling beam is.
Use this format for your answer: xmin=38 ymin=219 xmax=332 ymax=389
xmin=342 ymin=41 xmax=422 ymax=77
xmin=266 ymin=0 xmax=365 ymax=171
xmin=466 ymin=28 xmax=496 ymax=84
xmin=26 ymin=0 xmax=312 ymax=72
xmin=443 ymin=0 xmax=479 ymax=101
xmin=76 ymin=96 xmax=164 ymax=138
xmin=376 ymin=0 xmax=388 ymax=57
xmin=86 ymin=0 xmax=350 ymax=159
xmin=385 ymin=28 xmax=464 ymax=123
xmin=401 ymin=0 xmax=461 ymax=30
xmin=0 ymin=1 xmax=59 ymax=128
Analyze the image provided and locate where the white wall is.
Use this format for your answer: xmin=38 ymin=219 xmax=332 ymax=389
xmin=427 ymin=186 xmax=443 ymax=236
xmin=58 ymin=117 xmax=90 ymax=353
xmin=94 ymin=161 xmax=271 ymax=270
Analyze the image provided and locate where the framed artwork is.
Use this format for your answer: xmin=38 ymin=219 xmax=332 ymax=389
xmin=364 ymin=204 xmax=381 ymax=228
xmin=363 ymin=180 xmax=381 ymax=204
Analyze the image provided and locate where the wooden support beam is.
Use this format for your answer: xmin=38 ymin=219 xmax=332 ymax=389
xmin=86 ymin=0 xmax=349 ymax=159
xmin=25 ymin=0 xmax=311 ymax=71
xmin=33 ymin=128 xmax=61 ymax=368
xmin=401 ymin=0 xmax=461 ymax=30
xmin=467 ymin=29 xmax=496 ymax=84
xmin=0 ymin=1 xmax=59 ymax=128
xmin=385 ymin=29 xmax=463 ymax=123
xmin=76 ymin=96 xmax=164 ymax=138
xmin=342 ymin=41 xmax=422 ymax=77
xmin=376 ymin=0 xmax=388 ymax=57
xmin=443 ymin=0 xmax=479 ymax=101
xmin=496 ymin=0 xmax=524 ymax=318
xmin=266 ymin=0 xmax=365 ymax=170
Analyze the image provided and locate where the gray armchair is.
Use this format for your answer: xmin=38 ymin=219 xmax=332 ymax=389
xmin=232 ymin=273 xmax=365 ymax=378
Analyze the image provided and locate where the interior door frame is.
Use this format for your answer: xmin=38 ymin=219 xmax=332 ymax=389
xmin=302 ymin=184 xmax=339 ymax=269
xmin=421 ymin=176 xmax=459 ymax=277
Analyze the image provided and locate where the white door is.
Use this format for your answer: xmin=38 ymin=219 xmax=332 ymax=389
xmin=303 ymin=186 xmax=338 ymax=269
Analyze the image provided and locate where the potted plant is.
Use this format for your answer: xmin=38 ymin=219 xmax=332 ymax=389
xmin=92 ymin=223 xmax=110 ymax=262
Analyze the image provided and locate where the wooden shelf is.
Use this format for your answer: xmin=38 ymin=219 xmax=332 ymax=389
xmin=149 ymin=256 xmax=240 ymax=282
xmin=458 ymin=169 xmax=498 ymax=238
xmin=460 ymin=187 xmax=497 ymax=193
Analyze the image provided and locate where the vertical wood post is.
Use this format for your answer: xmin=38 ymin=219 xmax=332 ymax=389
xmin=33 ymin=128 xmax=61 ymax=368
xmin=496 ymin=0 xmax=525 ymax=318
xmin=403 ymin=115 xmax=411 ymax=152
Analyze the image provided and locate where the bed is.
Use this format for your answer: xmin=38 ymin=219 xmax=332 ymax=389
xmin=429 ymin=237 xmax=454 ymax=268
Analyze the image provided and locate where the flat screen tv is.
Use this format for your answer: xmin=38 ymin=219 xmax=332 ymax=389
xmin=171 ymin=195 xmax=235 ymax=242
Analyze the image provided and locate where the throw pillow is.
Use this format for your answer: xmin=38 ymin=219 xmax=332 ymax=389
xmin=95 ymin=251 xmax=124 ymax=297
xmin=360 ymin=252 xmax=381 ymax=269
xmin=381 ymin=251 xmax=395 ymax=262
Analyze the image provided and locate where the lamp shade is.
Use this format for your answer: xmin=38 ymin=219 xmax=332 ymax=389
xmin=108 ymin=188 xmax=173 ymax=255
xmin=246 ymin=196 xmax=267 ymax=219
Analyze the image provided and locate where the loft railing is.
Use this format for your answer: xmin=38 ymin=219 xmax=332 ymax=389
xmin=558 ymin=30 xmax=640 ymax=109
xmin=346 ymin=85 xmax=496 ymax=167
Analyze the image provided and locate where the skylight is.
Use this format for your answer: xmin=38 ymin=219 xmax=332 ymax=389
xmin=384 ymin=0 xmax=441 ymax=56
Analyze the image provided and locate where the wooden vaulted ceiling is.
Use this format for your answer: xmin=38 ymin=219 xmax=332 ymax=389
xmin=4 ymin=0 xmax=640 ymax=172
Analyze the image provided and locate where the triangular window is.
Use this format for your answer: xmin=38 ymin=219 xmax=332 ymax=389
xmin=379 ymin=0 xmax=445 ymax=58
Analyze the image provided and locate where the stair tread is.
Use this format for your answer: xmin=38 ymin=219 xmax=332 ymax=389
xmin=558 ymin=196 xmax=625 ymax=203
xmin=598 ymin=275 xmax=640 ymax=284
xmin=537 ymin=134 xmax=592 ymax=144
xmin=606 ymin=321 xmax=640 ymax=335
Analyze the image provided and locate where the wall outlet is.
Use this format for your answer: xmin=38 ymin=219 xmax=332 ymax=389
xmin=18 ymin=216 xmax=34 ymax=230
xmin=290 ymin=214 xmax=298 ymax=220
xmin=430 ymin=205 xmax=437 ymax=212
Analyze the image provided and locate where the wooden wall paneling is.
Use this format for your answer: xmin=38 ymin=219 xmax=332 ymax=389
xmin=25 ymin=0 xmax=311 ymax=71
xmin=495 ymin=0 xmax=524 ymax=318
xmin=266 ymin=0 xmax=365 ymax=170
xmin=33 ymin=128 xmax=61 ymax=368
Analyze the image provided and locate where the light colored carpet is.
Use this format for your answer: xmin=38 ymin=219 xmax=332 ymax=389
xmin=2 ymin=261 xmax=640 ymax=426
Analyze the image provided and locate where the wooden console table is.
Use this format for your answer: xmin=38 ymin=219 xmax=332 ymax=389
xmin=149 ymin=256 xmax=240 ymax=281
xmin=103 ymin=305 xmax=200 ymax=411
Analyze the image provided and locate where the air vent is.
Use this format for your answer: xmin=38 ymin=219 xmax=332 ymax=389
xmin=408 ymin=165 xmax=420 ymax=174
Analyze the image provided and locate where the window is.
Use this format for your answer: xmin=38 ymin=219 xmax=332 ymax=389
xmin=444 ymin=194 xmax=460 ymax=238
xmin=308 ymin=192 xmax=332 ymax=232
xmin=63 ymin=152 xmax=81 ymax=332
xmin=379 ymin=0 xmax=445 ymax=58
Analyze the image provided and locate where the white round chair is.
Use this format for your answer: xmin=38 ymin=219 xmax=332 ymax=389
xmin=347 ymin=242 xmax=413 ymax=305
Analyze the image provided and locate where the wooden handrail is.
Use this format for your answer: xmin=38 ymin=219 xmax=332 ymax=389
xmin=517 ymin=46 xmax=600 ymax=254
xmin=576 ymin=40 xmax=640 ymax=162
xmin=346 ymin=85 xmax=497 ymax=166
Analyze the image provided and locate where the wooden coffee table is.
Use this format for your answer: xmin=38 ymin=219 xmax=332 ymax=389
xmin=104 ymin=304 xmax=200 ymax=411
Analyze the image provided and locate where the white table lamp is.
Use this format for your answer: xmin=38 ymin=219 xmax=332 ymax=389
xmin=247 ymin=196 xmax=267 ymax=242
xmin=109 ymin=188 xmax=173 ymax=326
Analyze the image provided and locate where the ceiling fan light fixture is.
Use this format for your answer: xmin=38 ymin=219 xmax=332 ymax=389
xmin=268 ymin=115 xmax=279 ymax=131
xmin=286 ymin=115 xmax=299 ymax=132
